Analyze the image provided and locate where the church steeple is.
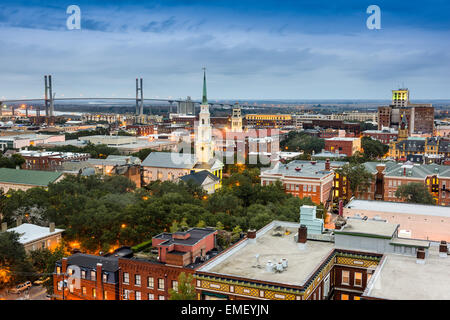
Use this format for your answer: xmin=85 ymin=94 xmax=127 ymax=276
xmin=202 ymin=67 xmax=208 ymax=105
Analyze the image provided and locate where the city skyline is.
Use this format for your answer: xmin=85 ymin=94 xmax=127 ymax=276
xmin=1 ymin=0 xmax=450 ymax=100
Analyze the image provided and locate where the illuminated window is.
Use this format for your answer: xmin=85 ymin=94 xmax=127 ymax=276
xmin=123 ymin=272 xmax=129 ymax=284
xmin=158 ymin=278 xmax=165 ymax=290
xmin=354 ymin=272 xmax=362 ymax=287
xmin=91 ymin=270 xmax=96 ymax=281
xmin=341 ymin=294 xmax=349 ymax=300
xmin=147 ymin=277 xmax=154 ymax=289
xmin=342 ymin=271 xmax=350 ymax=285
xmin=135 ymin=274 xmax=141 ymax=286
xmin=82 ymin=286 xmax=86 ymax=295
xmin=135 ymin=291 xmax=141 ymax=300
xmin=92 ymin=288 xmax=97 ymax=299
xmin=354 ymin=296 xmax=361 ymax=300
xmin=104 ymin=290 xmax=108 ymax=300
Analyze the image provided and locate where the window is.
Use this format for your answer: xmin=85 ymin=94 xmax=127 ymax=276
xmin=57 ymin=281 xmax=62 ymax=291
xmin=367 ymin=273 xmax=372 ymax=284
xmin=56 ymin=266 xmax=61 ymax=274
xmin=354 ymin=272 xmax=362 ymax=287
xmin=147 ymin=277 xmax=154 ymax=289
xmin=135 ymin=291 xmax=141 ymax=300
xmin=303 ymin=185 xmax=307 ymax=192
xmin=104 ymin=290 xmax=108 ymax=300
xmin=91 ymin=270 xmax=96 ymax=281
xmin=81 ymin=270 xmax=86 ymax=279
xmin=92 ymin=288 xmax=97 ymax=299
xmin=103 ymin=273 xmax=108 ymax=283
xmin=341 ymin=270 xmax=350 ymax=285
xmin=148 ymin=293 xmax=154 ymax=300
xmin=135 ymin=274 xmax=141 ymax=286
xmin=158 ymin=278 xmax=165 ymax=290
xmin=69 ymin=284 xmax=74 ymax=293
xmin=67 ymin=268 xmax=73 ymax=276
xmin=123 ymin=272 xmax=129 ymax=284
xmin=82 ymin=287 xmax=86 ymax=295
xmin=159 ymin=295 xmax=165 ymax=300
xmin=341 ymin=294 xmax=349 ymax=300
xmin=354 ymin=296 xmax=361 ymax=300
xmin=172 ymin=280 xmax=178 ymax=292
xmin=124 ymin=289 xmax=131 ymax=300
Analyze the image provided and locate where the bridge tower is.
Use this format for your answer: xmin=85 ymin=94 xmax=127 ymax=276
xmin=136 ymin=78 xmax=144 ymax=124
xmin=44 ymin=75 xmax=55 ymax=125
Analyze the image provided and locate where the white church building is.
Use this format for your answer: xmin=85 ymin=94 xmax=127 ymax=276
xmin=142 ymin=70 xmax=224 ymax=186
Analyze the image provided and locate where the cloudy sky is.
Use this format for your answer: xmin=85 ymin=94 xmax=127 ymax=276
xmin=0 ymin=0 xmax=449 ymax=100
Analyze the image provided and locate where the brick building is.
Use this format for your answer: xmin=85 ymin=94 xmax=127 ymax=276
xmin=125 ymin=125 xmax=156 ymax=136
xmin=324 ymin=137 xmax=361 ymax=157
xmin=18 ymin=150 xmax=90 ymax=171
xmin=357 ymin=161 xmax=450 ymax=206
xmin=301 ymin=120 xmax=361 ymax=136
xmin=362 ymin=128 xmax=398 ymax=145
xmin=53 ymin=254 xmax=122 ymax=300
xmin=260 ymin=159 xmax=346 ymax=205
xmin=53 ymin=227 xmax=220 ymax=301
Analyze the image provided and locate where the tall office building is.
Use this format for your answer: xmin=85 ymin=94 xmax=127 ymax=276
xmin=231 ymin=103 xmax=243 ymax=132
xmin=392 ymin=88 xmax=409 ymax=107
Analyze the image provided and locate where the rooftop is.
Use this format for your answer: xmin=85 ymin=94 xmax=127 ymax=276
xmin=261 ymin=160 xmax=346 ymax=179
xmin=0 ymin=168 xmax=63 ymax=186
xmin=179 ymin=170 xmax=219 ymax=185
xmin=142 ymin=152 xmax=197 ymax=169
xmin=335 ymin=218 xmax=399 ymax=239
xmin=364 ymin=245 xmax=450 ymax=300
xmin=345 ymin=199 xmax=450 ymax=218
xmin=154 ymin=227 xmax=217 ymax=247
xmin=199 ymin=221 xmax=334 ymax=287
xmin=7 ymin=223 xmax=64 ymax=244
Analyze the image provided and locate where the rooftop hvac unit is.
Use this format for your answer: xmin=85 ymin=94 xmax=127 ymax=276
xmin=275 ymin=262 xmax=284 ymax=273
xmin=266 ymin=260 xmax=274 ymax=272
xmin=281 ymin=258 xmax=288 ymax=269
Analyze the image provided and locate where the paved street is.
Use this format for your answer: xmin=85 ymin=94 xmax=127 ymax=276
xmin=0 ymin=285 xmax=49 ymax=300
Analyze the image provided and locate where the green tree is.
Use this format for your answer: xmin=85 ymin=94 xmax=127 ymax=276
xmin=395 ymin=183 xmax=435 ymax=205
xmin=169 ymin=272 xmax=197 ymax=300
xmin=0 ymin=231 xmax=33 ymax=288
xmin=361 ymin=136 xmax=389 ymax=160
xmin=335 ymin=163 xmax=373 ymax=198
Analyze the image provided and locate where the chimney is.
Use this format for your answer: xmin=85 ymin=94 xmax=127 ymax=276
xmin=49 ymin=222 xmax=55 ymax=233
xmin=1 ymin=222 xmax=7 ymax=232
xmin=61 ymin=257 xmax=68 ymax=274
xmin=325 ymin=159 xmax=330 ymax=171
xmin=416 ymin=248 xmax=426 ymax=264
xmin=96 ymin=263 xmax=103 ymax=300
xmin=16 ymin=217 xmax=22 ymax=227
xmin=297 ymin=225 xmax=307 ymax=250
xmin=247 ymin=229 xmax=256 ymax=244
xmin=339 ymin=200 xmax=344 ymax=217
xmin=439 ymin=241 xmax=448 ymax=258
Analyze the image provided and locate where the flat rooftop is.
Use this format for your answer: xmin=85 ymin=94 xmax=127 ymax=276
xmin=345 ymin=199 xmax=450 ymax=218
xmin=200 ymin=222 xmax=334 ymax=287
xmin=335 ymin=218 xmax=399 ymax=239
xmin=365 ymin=245 xmax=450 ymax=300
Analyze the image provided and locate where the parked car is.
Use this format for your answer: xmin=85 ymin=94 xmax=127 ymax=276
xmin=10 ymin=281 xmax=32 ymax=294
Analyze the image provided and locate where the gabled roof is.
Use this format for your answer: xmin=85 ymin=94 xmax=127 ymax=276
xmin=0 ymin=168 xmax=63 ymax=186
xmin=7 ymin=223 xmax=64 ymax=244
xmin=180 ymin=170 xmax=219 ymax=185
xmin=142 ymin=152 xmax=197 ymax=169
